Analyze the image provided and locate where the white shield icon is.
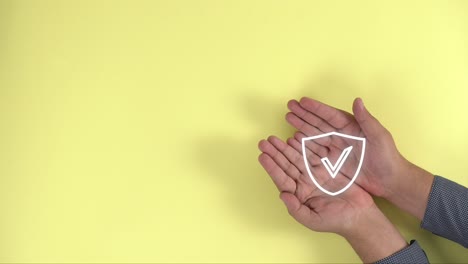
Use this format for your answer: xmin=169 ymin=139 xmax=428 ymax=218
xmin=301 ymin=132 xmax=366 ymax=196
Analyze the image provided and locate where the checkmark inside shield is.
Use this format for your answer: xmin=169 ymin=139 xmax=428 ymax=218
xmin=321 ymin=146 xmax=353 ymax=179
xmin=301 ymin=132 xmax=366 ymax=196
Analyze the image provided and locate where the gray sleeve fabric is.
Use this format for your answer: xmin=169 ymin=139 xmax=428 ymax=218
xmin=421 ymin=175 xmax=468 ymax=248
xmin=374 ymin=240 xmax=429 ymax=264
xmin=374 ymin=174 xmax=468 ymax=264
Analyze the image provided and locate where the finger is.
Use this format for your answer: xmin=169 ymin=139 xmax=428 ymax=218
xmin=292 ymin=135 xmax=358 ymax=181
xmin=268 ymin=136 xmax=322 ymax=192
xmin=259 ymin=138 xmax=302 ymax=180
xmin=287 ymin=99 xmax=334 ymax=132
xmin=268 ymin=136 xmax=306 ymax=172
xmin=286 ymin=137 xmax=302 ymax=152
xmin=280 ymin=192 xmax=320 ymax=228
xmin=269 ymin=137 xmax=330 ymax=199
xmin=286 ymin=137 xmax=321 ymax=166
xmin=285 ymin=112 xmax=323 ymax=136
xmin=258 ymin=153 xmax=296 ymax=193
xmin=352 ymin=98 xmax=387 ymax=141
xmin=290 ymin=133 xmax=331 ymax=186
xmin=299 ymin=97 xmax=352 ymax=129
xmin=294 ymin=131 xmax=330 ymax=157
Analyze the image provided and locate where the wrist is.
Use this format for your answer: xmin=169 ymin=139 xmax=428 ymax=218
xmin=383 ymin=159 xmax=434 ymax=220
xmin=341 ymin=204 xmax=407 ymax=263
xmin=381 ymin=157 xmax=413 ymax=200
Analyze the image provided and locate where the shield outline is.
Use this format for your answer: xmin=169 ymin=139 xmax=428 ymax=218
xmin=301 ymin=132 xmax=366 ymax=196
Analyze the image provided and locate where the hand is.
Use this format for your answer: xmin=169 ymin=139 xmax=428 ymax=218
xmin=258 ymin=135 xmax=374 ymax=235
xmin=285 ymin=97 xmax=434 ymax=220
xmin=258 ymin=136 xmax=407 ymax=262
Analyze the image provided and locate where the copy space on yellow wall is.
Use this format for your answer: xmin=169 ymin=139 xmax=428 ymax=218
xmin=1 ymin=0 xmax=468 ymax=263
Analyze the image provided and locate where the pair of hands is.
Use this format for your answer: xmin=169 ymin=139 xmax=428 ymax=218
xmin=258 ymin=97 xmax=433 ymax=261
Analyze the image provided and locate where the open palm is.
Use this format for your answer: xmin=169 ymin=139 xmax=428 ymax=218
xmin=285 ymin=97 xmax=407 ymax=197
xmin=258 ymin=135 xmax=374 ymax=234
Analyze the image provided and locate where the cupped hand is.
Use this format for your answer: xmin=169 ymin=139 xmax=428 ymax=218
xmin=258 ymin=135 xmax=375 ymax=235
xmin=285 ymin=97 xmax=410 ymax=197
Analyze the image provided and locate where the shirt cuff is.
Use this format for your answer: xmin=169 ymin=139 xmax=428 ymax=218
xmin=374 ymin=240 xmax=429 ymax=264
xmin=420 ymin=175 xmax=468 ymax=248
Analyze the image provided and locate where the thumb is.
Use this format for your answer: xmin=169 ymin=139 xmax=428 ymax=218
xmin=280 ymin=192 xmax=301 ymax=212
xmin=352 ymin=98 xmax=386 ymax=140
xmin=279 ymin=192 xmax=312 ymax=225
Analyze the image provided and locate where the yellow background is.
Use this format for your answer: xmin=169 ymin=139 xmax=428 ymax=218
xmin=1 ymin=0 xmax=468 ymax=263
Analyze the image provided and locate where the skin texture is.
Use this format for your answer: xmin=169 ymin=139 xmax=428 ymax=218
xmin=258 ymin=136 xmax=407 ymax=262
xmin=285 ymin=97 xmax=404 ymax=198
xmin=258 ymin=97 xmax=434 ymax=262
xmin=258 ymin=136 xmax=374 ymax=235
xmin=285 ymin=97 xmax=434 ymax=220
